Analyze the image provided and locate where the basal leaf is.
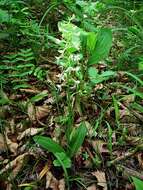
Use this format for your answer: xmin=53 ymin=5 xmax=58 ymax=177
xmin=88 ymin=28 xmax=112 ymax=65
xmin=68 ymin=122 xmax=87 ymax=157
xmin=33 ymin=135 xmax=65 ymax=154
xmin=132 ymin=177 xmax=143 ymax=190
xmin=53 ymin=152 xmax=71 ymax=168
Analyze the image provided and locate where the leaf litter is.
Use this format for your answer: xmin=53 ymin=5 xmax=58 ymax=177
xmin=0 ymin=69 xmax=143 ymax=190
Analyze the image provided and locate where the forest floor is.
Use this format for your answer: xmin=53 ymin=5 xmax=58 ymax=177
xmin=0 ymin=1 xmax=143 ymax=190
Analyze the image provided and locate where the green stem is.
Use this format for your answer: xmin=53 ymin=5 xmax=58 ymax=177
xmin=39 ymin=3 xmax=60 ymax=27
xmin=54 ymin=154 xmax=70 ymax=190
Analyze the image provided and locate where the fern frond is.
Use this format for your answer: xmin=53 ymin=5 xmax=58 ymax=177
xmin=1 ymin=48 xmax=46 ymax=89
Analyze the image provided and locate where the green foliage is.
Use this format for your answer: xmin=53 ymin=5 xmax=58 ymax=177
xmin=131 ymin=102 xmax=143 ymax=113
xmin=86 ymin=32 xmax=97 ymax=53
xmin=33 ymin=122 xmax=86 ymax=187
xmin=88 ymin=67 xmax=116 ymax=85
xmin=106 ymin=121 xmax=113 ymax=157
xmin=112 ymin=95 xmax=120 ymax=124
xmin=76 ymin=1 xmax=105 ymax=17
xmin=1 ymin=1 xmax=143 ymax=188
xmin=132 ymin=177 xmax=143 ymax=190
xmin=138 ymin=57 xmax=143 ymax=71
xmin=57 ymin=21 xmax=112 ymax=67
xmin=0 ymin=9 xmax=10 ymax=23
xmin=30 ymin=91 xmax=48 ymax=103
xmin=1 ymin=48 xmax=45 ymax=89
xmin=88 ymin=28 xmax=112 ymax=65
xmin=34 ymin=122 xmax=87 ymax=159
xmin=33 ymin=121 xmax=87 ymax=174
xmin=33 ymin=136 xmax=65 ymax=154
xmin=68 ymin=122 xmax=87 ymax=157
xmin=103 ymin=1 xmax=143 ymax=71
xmin=53 ymin=152 xmax=71 ymax=168
xmin=56 ymin=20 xmax=114 ymax=101
xmin=0 ymin=90 xmax=11 ymax=105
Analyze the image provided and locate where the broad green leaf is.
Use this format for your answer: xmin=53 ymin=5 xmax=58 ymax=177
xmin=86 ymin=32 xmax=97 ymax=53
xmin=88 ymin=28 xmax=112 ymax=65
xmin=88 ymin=67 xmax=98 ymax=83
xmin=53 ymin=152 xmax=71 ymax=168
xmin=132 ymin=177 xmax=143 ymax=190
xmin=33 ymin=135 xmax=65 ymax=154
xmin=88 ymin=67 xmax=116 ymax=84
xmin=68 ymin=122 xmax=87 ymax=157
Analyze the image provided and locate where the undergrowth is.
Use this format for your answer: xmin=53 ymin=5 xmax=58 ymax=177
xmin=0 ymin=0 xmax=143 ymax=190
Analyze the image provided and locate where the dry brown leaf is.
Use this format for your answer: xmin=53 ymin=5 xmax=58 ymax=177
xmin=44 ymin=96 xmax=55 ymax=104
xmin=125 ymin=183 xmax=134 ymax=190
xmin=0 ymin=106 xmax=10 ymax=119
xmin=27 ymin=103 xmax=36 ymax=121
xmin=5 ymin=130 xmax=18 ymax=155
xmin=46 ymin=171 xmax=59 ymax=190
xmin=5 ymin=138 xmax=18 ymax=155
xmin=0 ymin=124 xmax=21 ymax=155
xmin=19 ymin=88 xmax=40 ymax=94
xmin=28 ymin=103 xmax=49 ymax=121
xmin=6 ymin=182 xmax=12 ymax=190
xmin=36 ymin=105 xmax=49 ymax=120
xmin=94 ymin=84 xmax=103 ymax=91
xmin=58 ymin=179 xmax=65 ymax=190
xmin=0 ymin=133 xmax=5 ymax=152
xmin=0 ymin=153 xmax=32 ymax=179
xmin=87 ymin=184 xmax=97 ymax=190
xmin=92 ymin=140 xmax=109 ymax=154
xmin=122 ymin=166 xmax=143 ymax=180
xmin=92 ymin=171 xmax=107 ymax=190
xmin=138 ymin=153 xmax=143 ymax=169
xmin=17 ymin=127 xmax=44 ymax=140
